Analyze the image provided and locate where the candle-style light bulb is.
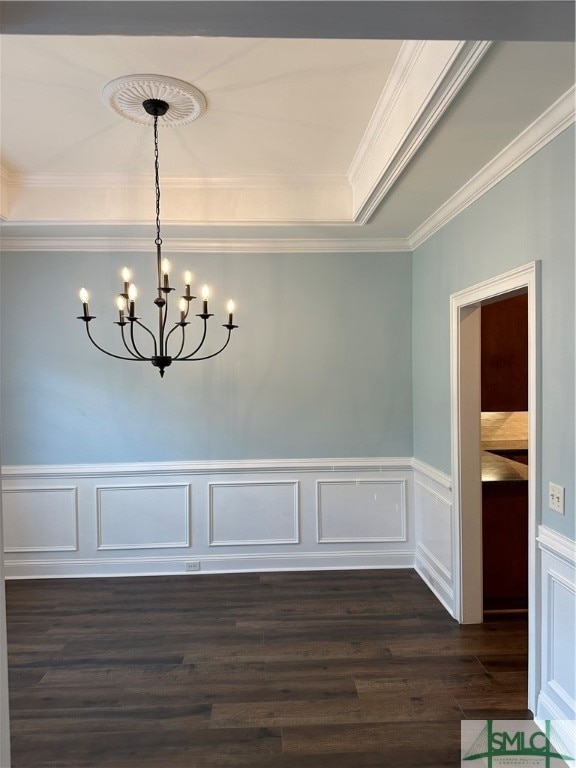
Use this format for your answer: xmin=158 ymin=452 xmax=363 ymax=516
xmin=121 ymin=267 xmax=131 ymax=296
xmin=116 ymin=295 xmax=126 ymax=323
xmin=183 ymin=270 xmax=193 ymax=298
xmin=201 ymin=284 xmax=210 ymax=315
xmin=178 ymin=297 xmax=187 ymax=322
xmin=226 ymin=299 xmax=235 ymax=326
xmin=79 ymin=287 xmax=90 ymax=318
xmin=161 ymin=258 xmax=171 ymax=290
xmin=127 ymin=283 xmax=137 ymax=317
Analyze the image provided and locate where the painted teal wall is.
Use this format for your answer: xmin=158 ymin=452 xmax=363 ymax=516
xmin=413 ymin=127 xmax=575 ymax=538
xmin=0 ymin=250 xmax=413 ymax=464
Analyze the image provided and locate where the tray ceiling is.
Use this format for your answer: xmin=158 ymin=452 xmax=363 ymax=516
xmin=0 ymin=30 xmax=574 ymax=243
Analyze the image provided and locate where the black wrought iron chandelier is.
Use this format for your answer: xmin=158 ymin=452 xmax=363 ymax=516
xmin=78 ymin=95 xmax=238 ymax=378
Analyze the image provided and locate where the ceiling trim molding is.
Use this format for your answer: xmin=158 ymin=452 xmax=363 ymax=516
xmin=347 ymin=40 xmax=424 ymax=185
xmin=409 ymin=84 xmax=576 ymax=250
xmin=12 ymin=173 xmax=350 ymax=191
xmin=0 ymin=236 xmax=411 ymax=254
xmin=0 ymin=166 xmax=12 ymax=221
xmin=349 ymin=40 xmax=493 ymax=225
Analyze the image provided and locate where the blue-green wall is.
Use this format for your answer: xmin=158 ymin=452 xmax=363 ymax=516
xmin=0 ymin=250 xmax=413 ymax=464
xmin=413 ymin=126 xmax=575 ymax=538
xmin=1 ymin=131 xmax=574 ymax=538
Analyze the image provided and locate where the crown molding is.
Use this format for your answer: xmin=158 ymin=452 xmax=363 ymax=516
xmin=12 ymin=173 xmax=349 ymax=191
xmin=348 ymin=40 xmax=425 ymax=185
xmin=349 ymin=40 xmax=492 ymax=225
xmin=0 ymin=236 xmax=411 ymax=254
xmin=409 ymin=84 xmax=576 ymax=250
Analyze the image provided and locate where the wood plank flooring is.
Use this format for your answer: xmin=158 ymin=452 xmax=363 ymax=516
xmin=5 ymin=569 xmax=530 ymax=767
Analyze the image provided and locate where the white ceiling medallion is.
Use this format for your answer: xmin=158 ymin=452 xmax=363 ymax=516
xmin=102 ymin=74 xmax=207 ymax=126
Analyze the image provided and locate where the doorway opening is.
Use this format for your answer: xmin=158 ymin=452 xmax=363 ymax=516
xmin=450 ymin=261 xmax=540 ymax=713
xmin=481 ymin=291 xmax=529 ymax=617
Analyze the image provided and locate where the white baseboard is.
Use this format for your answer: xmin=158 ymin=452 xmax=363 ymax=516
xmin=415 ymin=549 xmax=454 ymax=616
xmin=536 ymin=695 xmax=576 ymax=760
xmin=4 ymin=549 xmax=415 ymax=579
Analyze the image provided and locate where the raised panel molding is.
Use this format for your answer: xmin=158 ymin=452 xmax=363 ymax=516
xmin=96 ymin=484 xmax=190 ymax=550
xmin=2 ymin=487 xmax=78 ymax=553
xmin=316 ymin=479 xmax=407 ymax=544
xmin=413 ymin=469 xmax=454 ymax=616
xmin=414 ymin=480 xmax=453 ymax=579
xmin=209 ymin=481 xmax=299 ymax=546
xmin=2 ymin=457 xmax=417 ymax=578
xmin=538 ymin=527 xmax=576 ymax=724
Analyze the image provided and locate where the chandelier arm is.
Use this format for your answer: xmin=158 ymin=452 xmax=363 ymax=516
xmin=174 ymin=317 xmax=209 ymax=360
xmin=164 ymin=321 xmax=183 ymax=352
xmin=130 ymin=320 xmax=155 ymax=359
xmin=172 ymin=326 xmax=187 ymax=359
xmin=179 ymin=329 xmax=233 ymax=362
xmin=85 ymin=324 xmax=145 ymax=362
xmin=120 ymin=325 xmax=145 ymax=359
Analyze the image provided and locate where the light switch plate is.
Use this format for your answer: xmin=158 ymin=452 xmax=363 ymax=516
xmin=548 ymin=482 xmax=565 ymax=514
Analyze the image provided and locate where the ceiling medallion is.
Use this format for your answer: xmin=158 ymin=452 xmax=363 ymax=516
xmin=101 ymin=74 xmax=207 ymax=126
xmin=78 ymin=79 xmax=237 ymax=378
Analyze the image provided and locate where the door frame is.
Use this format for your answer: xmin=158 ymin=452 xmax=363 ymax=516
xmin=450 ymin=260 xmax=540 ymax=713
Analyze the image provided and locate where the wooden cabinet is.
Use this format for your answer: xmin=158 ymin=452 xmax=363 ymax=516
xmin=481 ymin=293 xmax=528 ymax=412
xmin=482 ymin=480 xmax=528 ymax=612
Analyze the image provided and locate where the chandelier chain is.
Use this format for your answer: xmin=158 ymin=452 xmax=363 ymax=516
xmin=153 ymin=114 xmax=162 ymax=246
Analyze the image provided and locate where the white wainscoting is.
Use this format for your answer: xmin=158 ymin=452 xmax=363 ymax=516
xmin=536 ymin=525 xmax=576 ymax=733
xmin=413 ymin=459 xmax=455 ymax=616
xmin=317 ymin=479 xmax=406 ymax=543
xmin=209 ymin=481 xmax=299 ymax=546
xmin=2 ymin=487 xmax=78 ymax=553
xmin=97 ymin=484 xmax=190 ymax=550
xmin=1 ymin=458 xmax=415 ymax=578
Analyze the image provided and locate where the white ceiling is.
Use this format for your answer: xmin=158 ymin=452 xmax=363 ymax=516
xmin=1 ymin=36 xmax=403 ymax=176
xmin=0 ymin=16 xmax=574 ymax=247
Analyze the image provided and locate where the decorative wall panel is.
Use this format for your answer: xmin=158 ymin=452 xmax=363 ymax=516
xmin=209 ymin=481 xmax=299 ymax=546
xmin=317 ymin=479 xmax=406 ymax=543
xmin=2 ymin=487 xmax=78 ymax=552
xmin=97 ymin=484 xmax=190 ymax=550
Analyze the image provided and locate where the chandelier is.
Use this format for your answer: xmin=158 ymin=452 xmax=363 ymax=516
xmin=77 ymin=76 xmax=238 ymax=378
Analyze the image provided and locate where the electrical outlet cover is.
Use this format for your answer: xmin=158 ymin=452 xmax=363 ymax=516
xmin=548 ymin=482 xmax=565 ymax=514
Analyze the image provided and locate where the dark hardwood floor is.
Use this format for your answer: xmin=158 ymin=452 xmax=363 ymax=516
xmin=5 ymin=569 xmax=530 ymax=767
